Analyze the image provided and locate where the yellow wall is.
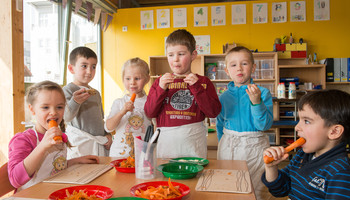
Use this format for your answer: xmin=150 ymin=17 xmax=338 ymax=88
xmin=102 ymin=0 xmax=350 ymax=112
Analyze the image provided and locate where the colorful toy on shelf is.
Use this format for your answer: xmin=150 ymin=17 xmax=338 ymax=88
xmin=281 ymin=35 xmax=287 ymax=44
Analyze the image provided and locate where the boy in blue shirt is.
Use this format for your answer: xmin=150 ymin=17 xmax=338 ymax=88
xmin=262 ymin=89 xmax=350 ymax=199
xmin=216 ymin=46 xmax=273 ymax=199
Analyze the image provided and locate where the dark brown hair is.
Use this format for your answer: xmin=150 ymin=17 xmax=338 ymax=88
xmin=69 ymin=46 xmax=97 ymax=65
xmin=166 ymin=29 xmax=196 ymax=53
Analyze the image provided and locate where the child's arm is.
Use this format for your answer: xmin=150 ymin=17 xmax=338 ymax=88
xmin=105 ymin=101 xmax=134 ymax=131
xmin=22 ymin=127 xmax=64 ymax=177
xmin=68 ymin=155 xmax=99 ymax=167
xmin=216 ymin=106 xmax=224 ymax=141
xmin=63 ymin=87 xmax=90 ymax=122
xmin=186 ymin=74 xmax=221 ymax=118
xmin=247 ymin=85 xmax=273 ymax=131
xmin=263 ymin=146 xmax=289 ymax=182
xmin=144 ymin=76 xmax=169 ymax=118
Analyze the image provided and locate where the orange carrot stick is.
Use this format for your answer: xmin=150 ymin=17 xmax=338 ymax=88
xmin=264 ymin=137 xmax=306 ymax=164
xmin=49 ymin=120 xmax=62 ymax=142
xmin=130 ymin=93 xmax=136 ymax=102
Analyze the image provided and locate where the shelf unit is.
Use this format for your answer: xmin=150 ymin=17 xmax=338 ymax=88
xmin=149 ymin=52 xmax=278 ymax=95
xmin=275 ymin=58 xmax=326 ymax=146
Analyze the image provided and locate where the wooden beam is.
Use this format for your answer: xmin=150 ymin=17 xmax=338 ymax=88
xmin=0 ymin=0 xmax=25 ymax=166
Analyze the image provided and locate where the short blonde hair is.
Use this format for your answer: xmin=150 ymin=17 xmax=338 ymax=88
xmin=122 ymin=57 xmax=150 ymax=79
xmin=225 ymin=46 xmax=254 ymax=65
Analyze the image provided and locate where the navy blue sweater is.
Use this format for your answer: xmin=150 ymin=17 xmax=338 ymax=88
xmin=262 ymin=143 xmax=350 ymax=199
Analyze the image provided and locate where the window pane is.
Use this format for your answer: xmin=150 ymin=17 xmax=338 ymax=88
xmin=67 ymin=13 xmax=101 ymax=91
xmin=23 ymin=0 xmax=61 ymax=84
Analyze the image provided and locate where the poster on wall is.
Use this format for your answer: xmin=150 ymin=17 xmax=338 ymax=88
xmin=194 ymin=35 xmax=210 ymax=54
xmin=272 ymin=2 xmax=287 ymax=23
xmin=141 ymin=10 xmax=154 ymax=30
xmin=211 ymin=5 xmax=226 ymax=26
xmin=173 ymin=8 xmax=187 ymax=28
xmin=194 ymin=7 xmax=208 ymax=27
xmin=290 ymin=1 xmax=306 ymax=22
xmin=253 ymin=3 xmax=268 ymax=24
xmin=157 ymin=9 xmax=170 ymax=28
xmin=232 ymin=4 xmax=246 ymax=25
xmin=314 ymin=0 xmax=330 ymax=21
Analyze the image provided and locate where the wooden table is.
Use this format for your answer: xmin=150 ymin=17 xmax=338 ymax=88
xmin=12 ymin=157 xmax=256 ymax=200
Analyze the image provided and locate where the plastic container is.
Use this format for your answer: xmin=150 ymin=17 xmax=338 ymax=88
xmin=217 ymin=70 xmax=229 ymax=79
xmin=217 ymin=60 xmax=226 ymax=70
xmin=261 ymin=69 xmax=274 ymax=79
xmin=277 ymin=82 xmax=286 ymax=99
xmin=288 ymin=82 xmax=296 ymax=99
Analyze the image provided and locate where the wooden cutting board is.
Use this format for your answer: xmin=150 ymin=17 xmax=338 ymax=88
xmin=195 ymin=169 xmax=252 ymax=193
xmin=44 ymin=164 xmax=112 ymax=184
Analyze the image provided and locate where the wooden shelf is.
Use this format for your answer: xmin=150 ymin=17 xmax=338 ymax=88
xmin=279 ymin=64 xmax=324 ymax=68
xmin=326 ymin=82 xmax=350 ymax=85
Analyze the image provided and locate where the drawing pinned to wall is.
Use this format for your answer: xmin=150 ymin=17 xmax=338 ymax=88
xmin=194 ymin=7 xmax=208 ymax=27
xmin=290 ymin=1 xmax=306 ymax=22
xmin=232 ymin=4 xmax=246 ymax=25
xmin=173 ymin=8 xmax=187 ymax=28
xmin=141 ymin=10 xmax=154 ymax=30
xmin=194 ymin=35 xmax=210 ymax=54
xmin=211 ymin=5 xmax=226 ymax=26
xmin=157 ymin=9 xmax=170 ymax=28
xmin=314 ymin=0 xmax=330 ymax=21
xmin=253 ymin=3 xmax=268 ymax=24
xmin=272 ymin=2 xmax=287 ymax=23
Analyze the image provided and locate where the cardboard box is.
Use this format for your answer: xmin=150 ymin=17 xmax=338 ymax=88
xmin=223 ymin=43 xmax=237 ymax=53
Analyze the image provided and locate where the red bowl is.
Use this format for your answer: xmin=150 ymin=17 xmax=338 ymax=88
xmin=49 ymin=185 xmax=113 ymax=200
xmin=130 ymin=181 xmax=190 ymax=200
xmin=110 ymin=159 xmax=135 ymax=173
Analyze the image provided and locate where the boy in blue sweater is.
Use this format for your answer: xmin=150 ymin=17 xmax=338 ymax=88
xmin=262 ymin=89 xmax=350 ymax=199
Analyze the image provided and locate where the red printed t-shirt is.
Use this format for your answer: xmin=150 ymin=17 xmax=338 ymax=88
xmin=144 ymin=74 xmax=221 ymax=127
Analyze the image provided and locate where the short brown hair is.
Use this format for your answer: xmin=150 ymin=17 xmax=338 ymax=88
xmin=225 ymin=46 xmax=254 ymax=64
xmin=69 ymin=46 xmax=97 ymax=65
xmin=166 ymin=29 xmax=196 ymax=53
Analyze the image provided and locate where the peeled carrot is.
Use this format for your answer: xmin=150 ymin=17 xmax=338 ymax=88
xmin=49 ymin=120 xmax=62 ymax=142
xmin=130 ymin=93 xmax=136 ymax=102
xmin=264 ymin=137 xmax=306 ymax=164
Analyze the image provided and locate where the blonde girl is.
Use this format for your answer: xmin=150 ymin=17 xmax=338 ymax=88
xmin=8 ymin=81 xmax=99 ymax=191
xmin=105 ymin=57 xmax=152 ymax=158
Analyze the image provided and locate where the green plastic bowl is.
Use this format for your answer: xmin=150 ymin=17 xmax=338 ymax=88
xmin=157 ymin=162 xmax=204 ymax=179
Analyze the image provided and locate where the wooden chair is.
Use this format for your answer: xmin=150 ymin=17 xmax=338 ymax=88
xmin=0 ymin=162 xmax=15 ymax=197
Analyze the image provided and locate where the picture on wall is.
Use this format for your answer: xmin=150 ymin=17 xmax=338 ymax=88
xmin=314 ymin=0 xmax=330 ymax=21
xmin=194 ymin=35 xmax=210 ymax=54
xmin=290 ymin=1 xmax=306 ymax=22
xmin=194 ymin=7 xmax=208 ymax=27
xmin=253 ymin=3 xmax=268 ymax=24
xmin=232 ymin=4 xmax=246 ymax=25
xmin=272 ymin=2 xmax=287 ymax=23
xmin=173 ymin=8 xmax=187 ymax=28
xmin=141 ymin=10 xmax=154 ymax=30
xmin=211 ymin=5 xmax=226 ymax=26
xmin=157 ymin=9 xmax=170 ymax=28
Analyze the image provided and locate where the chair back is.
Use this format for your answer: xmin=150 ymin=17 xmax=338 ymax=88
xmin=0 ymin=162 xmax=15 ymax=197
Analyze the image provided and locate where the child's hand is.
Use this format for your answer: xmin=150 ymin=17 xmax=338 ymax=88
xmin=183 ymin=73 xmax=198 ymax=86
xmin=159 ymin=73 xmax=174 ymax=90
xmin=69 ymin=155 xmax=99 ymax=166
xmin=122 ymin=101 xmax=135 ymax=114
xmin=263 ymin=146 xmax=289 ymax=166
xmin=246 ymin=84 xmax=261 ymax=105
xmin=73 ymin=88 xmax=91 ymax=104
xmin=40 ymin=126 xmax=64 ymax=149
xmin=104 ymin=134 xmax=112 ymax=150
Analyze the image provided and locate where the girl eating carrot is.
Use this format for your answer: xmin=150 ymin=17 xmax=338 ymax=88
xmin=105 ymin=57 xmax=152 ymax=158
xmin=8 ymin=81 xmax=99 ymax=191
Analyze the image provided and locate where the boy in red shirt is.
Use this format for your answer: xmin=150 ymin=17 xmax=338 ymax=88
xmin=144 ymin=29 xmax=221 ymax=158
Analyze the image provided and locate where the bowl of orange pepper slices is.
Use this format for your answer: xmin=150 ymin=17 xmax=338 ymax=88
xmin=110 ymin=156 xmax=135 ymax=173
xmin=130 ymin=178 xmax=190 ymax=200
